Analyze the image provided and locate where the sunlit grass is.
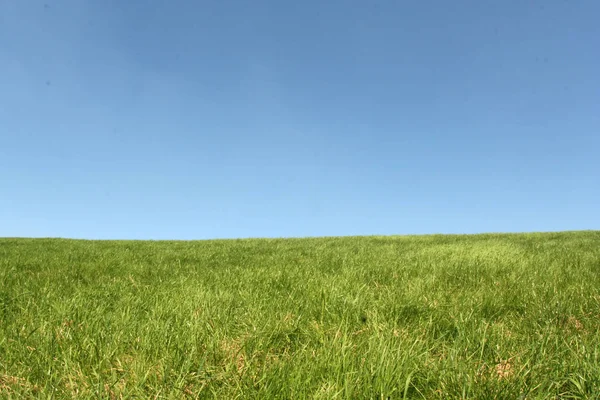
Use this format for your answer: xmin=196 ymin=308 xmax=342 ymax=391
xmin=1 ymin=231 xmax=599 ymax=398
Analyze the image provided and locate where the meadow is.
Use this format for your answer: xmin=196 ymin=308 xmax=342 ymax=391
xmin=1 ymin=231 xmax=599 ymax=399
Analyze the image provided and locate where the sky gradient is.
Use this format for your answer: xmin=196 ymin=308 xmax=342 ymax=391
xmin=1 ymin=0 xmax=599 ymax=239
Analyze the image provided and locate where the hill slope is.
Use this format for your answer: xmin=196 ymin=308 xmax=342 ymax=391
xmin=1 ymin=231 xmax=599 ymax=398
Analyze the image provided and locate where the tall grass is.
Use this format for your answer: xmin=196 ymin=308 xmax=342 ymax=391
xmin=1 ymin=231 xmax=599 ymax=398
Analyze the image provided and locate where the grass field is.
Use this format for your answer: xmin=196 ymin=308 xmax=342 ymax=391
xmin=1 ymin=231 xmax=599 ymax=399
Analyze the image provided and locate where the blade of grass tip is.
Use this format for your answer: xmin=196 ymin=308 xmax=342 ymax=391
xmin=320 ymin=289 xmax=326 ymax=324
xmin=479 ymin=322 xmax=489 ymax=362
xmin=403 ymin=371 xmax=414 ymax=400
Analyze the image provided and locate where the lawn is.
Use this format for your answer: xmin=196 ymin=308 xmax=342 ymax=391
xmin=1 ymin=231 xmax=599 ymax=398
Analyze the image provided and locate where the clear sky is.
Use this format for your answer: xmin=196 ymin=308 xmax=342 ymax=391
xmin=1 ymin=1 xmax=598 ymax=240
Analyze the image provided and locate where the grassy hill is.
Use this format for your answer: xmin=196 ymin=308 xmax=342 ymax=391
xmin=1 ymin=231 xmax=599 ymax=398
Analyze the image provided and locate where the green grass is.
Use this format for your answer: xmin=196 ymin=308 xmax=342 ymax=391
xmin=1 ymin=231 xmax=599 ymax=399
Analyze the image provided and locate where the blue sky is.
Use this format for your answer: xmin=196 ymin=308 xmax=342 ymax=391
xmin=1 ymin=0 xmax=598 ymax=239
